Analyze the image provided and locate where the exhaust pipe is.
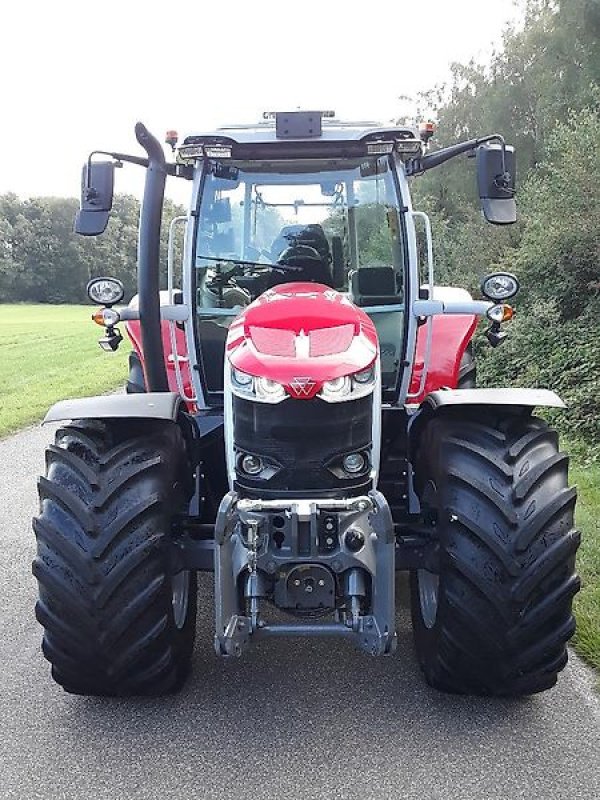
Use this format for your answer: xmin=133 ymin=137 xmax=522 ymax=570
xmin=135 ymin=122 xmax=169 ymax=393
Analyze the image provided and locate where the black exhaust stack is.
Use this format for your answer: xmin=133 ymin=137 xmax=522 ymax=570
xmin=135 ymin=122 xmax=169 ymax=393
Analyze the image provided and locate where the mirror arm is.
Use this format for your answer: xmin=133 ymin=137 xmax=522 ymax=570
xmin=86 ymin=151 xmax=180 ymax=180
xmin=86 ymin=150 xmax=149 ymax=176
xmin=406 ymin=133 xmax=507 ymax=175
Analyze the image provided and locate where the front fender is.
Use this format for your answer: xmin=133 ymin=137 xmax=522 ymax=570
xmin=43 ymin=392 xmax=182 ymax=424
xmin=421 ymin=388 xmax=565 ymax=410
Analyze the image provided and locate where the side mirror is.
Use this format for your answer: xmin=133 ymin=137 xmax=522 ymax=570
xmin=477 ymin=143 xmax=516 ymax=225
xmin=74 ymin=161 xmax=115 ymax=236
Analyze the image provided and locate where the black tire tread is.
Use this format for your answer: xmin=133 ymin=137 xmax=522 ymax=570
xmin=33 ymin=419 xmax=196 ymax=696
xmin=411 ymin=411 xmax=580 ymax=696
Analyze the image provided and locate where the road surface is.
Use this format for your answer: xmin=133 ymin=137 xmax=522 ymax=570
xmin=1 ymin=422 xmax=599 ymax=800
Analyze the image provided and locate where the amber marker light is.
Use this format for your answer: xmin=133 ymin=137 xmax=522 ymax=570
xmin=92 ymin=308 xmax=120 ymax=327
xmin=487 ymin=304 xmax=514 ymax=323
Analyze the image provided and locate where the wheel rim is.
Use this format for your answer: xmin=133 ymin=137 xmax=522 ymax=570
xmin=418 ymin=569 xmax=440 ymax=629
xmin=418 ymin=478 xmax=440 ymax=629
xmin=171 ymin=570 xmax=190 ymax=629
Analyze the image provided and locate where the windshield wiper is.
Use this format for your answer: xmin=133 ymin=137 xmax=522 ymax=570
xmin=196 ymin=254 xmax=272 ymax=269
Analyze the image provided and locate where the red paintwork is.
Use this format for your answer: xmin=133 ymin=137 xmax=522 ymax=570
xmin=408 ymin=314 xmax=478 ymax=402
xmin=125 ymin=318 xmax=196 ymax=410
xmin=124 ymin=285 xmax=477 ymax=406
xmin=226 ymin=283 xmax=378 ymax=400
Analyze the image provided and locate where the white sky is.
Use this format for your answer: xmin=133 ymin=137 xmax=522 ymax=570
xmin=0 ymin=0 xmax=521 ymax=205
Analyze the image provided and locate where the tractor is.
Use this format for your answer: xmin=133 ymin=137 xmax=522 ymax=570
xmin=33 ymin=111 xmax=580 ymax=697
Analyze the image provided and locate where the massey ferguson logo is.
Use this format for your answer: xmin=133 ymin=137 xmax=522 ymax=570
xmin=289 ymin=377 xmax=316 ymax=397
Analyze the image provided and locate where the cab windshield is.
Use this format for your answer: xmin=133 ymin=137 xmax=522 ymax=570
xmin=192 ymin=156 xmax=407 ymax=397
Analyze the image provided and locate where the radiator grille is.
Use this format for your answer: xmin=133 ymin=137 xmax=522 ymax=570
xmin=233 ymin=394 xmax=372 ymax=495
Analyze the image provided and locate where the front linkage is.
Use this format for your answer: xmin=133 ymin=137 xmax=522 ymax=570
xmin=214 ymin=492 xmax=396 ymax=657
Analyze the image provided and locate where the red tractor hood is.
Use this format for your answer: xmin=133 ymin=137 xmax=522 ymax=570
xmin=226 ymin=283 xmax=378 ymax=399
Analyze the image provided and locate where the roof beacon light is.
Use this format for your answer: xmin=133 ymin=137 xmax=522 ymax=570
xmin=165 ymin=130 xmax=179 ymax=150
xmin=419 ymin=121 xmax=436 ymax=143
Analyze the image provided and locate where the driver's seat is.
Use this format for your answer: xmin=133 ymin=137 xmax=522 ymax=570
xmin=272 ymin=244 xmax=334 ymax=287
xmin=270 ymin=224 xmax=330 ymax=259
xmin=270 ymin=224 xmax=334 ymax=287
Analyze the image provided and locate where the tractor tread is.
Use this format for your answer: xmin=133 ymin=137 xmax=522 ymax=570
xmin=410 ymin=411 xmax=579 ymax=696
xmin=33 ymin=419 xmax=197 ymax=696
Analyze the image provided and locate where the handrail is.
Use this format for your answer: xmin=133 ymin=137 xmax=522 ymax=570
xmin=167 ymin=215 xmax=196 ymax=403
xmin=407 ymin=211 xmax=434 ymax=400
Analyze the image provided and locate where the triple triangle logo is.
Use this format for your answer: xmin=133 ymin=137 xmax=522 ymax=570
xmin=289 ymin=376 xmax=316 ymax=397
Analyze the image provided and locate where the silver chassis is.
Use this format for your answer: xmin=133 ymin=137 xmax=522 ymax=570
xmin=214 ymin=490 xmax=396 ymax=657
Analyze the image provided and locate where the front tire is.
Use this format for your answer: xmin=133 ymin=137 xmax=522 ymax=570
xmin=33 ymin=419 xmax=197 ymax=696
xmin=410 ymin=410 xmax=580 ymax=696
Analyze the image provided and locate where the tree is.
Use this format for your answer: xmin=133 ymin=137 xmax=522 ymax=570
xmin=0 ymin=193 xmax=185 ymax=303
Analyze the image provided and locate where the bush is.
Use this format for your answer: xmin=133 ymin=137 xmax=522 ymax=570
xmin=476 ymin=297 xmax=600 ymax=458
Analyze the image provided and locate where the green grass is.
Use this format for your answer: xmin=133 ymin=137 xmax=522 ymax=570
xmin=571 ymin=458 xmax=600 ymax=676
xmin=0 ymin=304 xmax=129 ymax=437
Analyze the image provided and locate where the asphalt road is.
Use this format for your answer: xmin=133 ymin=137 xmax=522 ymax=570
xmin=1 ymin=422 xmax=599 ymax=800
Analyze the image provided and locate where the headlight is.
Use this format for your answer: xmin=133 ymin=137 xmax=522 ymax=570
xmin=342 ymin=452 xmax=367 ymax=474
xmin=255 ymin=376 xmax=287 ymax=403
xmin=318 ymin=365 xmax=376 ymax=403
xmin=353 ymin=367 xmax=375 ymax=384
xmin=240 ymin=454 xmax=263 ymax=475
xmin=230 ymin=368 xmax=287 ymax=404
xmin=320 ymin=376 xmax=352 ymax=401
xmin=230 ymin=364 xmax=377 ymax=404
xmin=232 ymin=368 xmax=253 ymax=388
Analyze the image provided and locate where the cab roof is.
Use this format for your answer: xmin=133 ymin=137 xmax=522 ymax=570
xmin=183 ymin=118 xmax=417 ymax=146
xmin=181 ymin=112 xmax=420 ymax=161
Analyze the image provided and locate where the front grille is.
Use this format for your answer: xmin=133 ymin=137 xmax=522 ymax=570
xmin=233 ymin=394 xmax=372 ymax=496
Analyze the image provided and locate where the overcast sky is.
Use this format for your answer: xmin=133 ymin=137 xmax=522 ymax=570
xmin=1 ymin=0 xmax=521 ymax=204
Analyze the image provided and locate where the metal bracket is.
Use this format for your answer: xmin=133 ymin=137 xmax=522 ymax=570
xmin=219 ymin=614 xmax=252 ymax=657
xmin=357 ymin=615 xmax=396 ymax=655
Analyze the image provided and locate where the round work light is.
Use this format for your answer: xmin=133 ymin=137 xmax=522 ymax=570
xmin=86 ymin=277 xmax=125 ymax=306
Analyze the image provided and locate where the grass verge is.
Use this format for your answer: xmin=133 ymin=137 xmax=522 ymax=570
xmin=570 ymin=457 xmax=600 ymax=676
xmin=0 ymin=304 xmax=129 ymax=437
